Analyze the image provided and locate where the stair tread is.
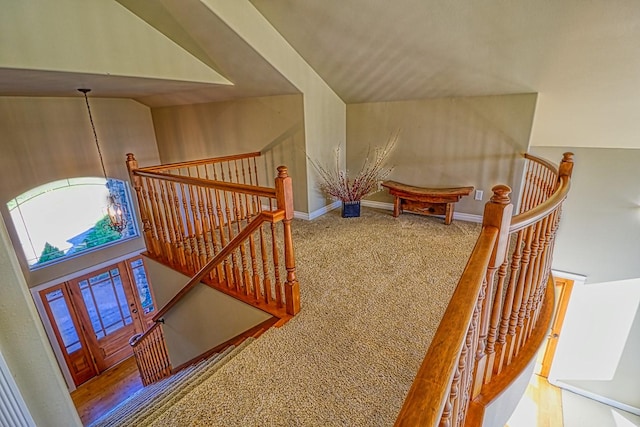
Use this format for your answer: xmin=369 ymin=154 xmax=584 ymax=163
xmin=89 ymin=338 xmax=254 ymax=427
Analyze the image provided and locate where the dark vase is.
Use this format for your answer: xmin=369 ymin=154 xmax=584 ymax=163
xmin=341 ymin=200 xmax=361 ymax=218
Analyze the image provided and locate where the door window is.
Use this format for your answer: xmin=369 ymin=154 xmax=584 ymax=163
xmin=78 ymin=268 xmax=133 ymax=339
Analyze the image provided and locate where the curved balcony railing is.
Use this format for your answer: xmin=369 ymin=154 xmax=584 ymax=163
xmin=396 ymin=152 xmax=574 ymax=427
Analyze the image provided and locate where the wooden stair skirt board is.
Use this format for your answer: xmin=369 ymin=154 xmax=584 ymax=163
xmin=381 ymin=180 xmax=474 ymax=225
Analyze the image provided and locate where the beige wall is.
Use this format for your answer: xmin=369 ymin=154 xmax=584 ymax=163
xmin=144 ymin=257 xmax=272 ymax=367
xmin=0 ymin=0 xmax=227 ymax=85
xmin=550 ymin=278 xmax=640 ymax=413
xmin=151 ymin=94 xmax=308 ymax=212
xmin=531 ymin=146 xmax=640 ymax=413
xmin=347 ymin=94 xmax=538 ymax=216
xmin=201 ymin=0 xmax=347 ymax=214
xmin=530 ymin=146 xmax=640 ymax=284
xmin=0 ymin=96 xmax=160 ymax=287
xmin=0 ymin=219 xmax=81 ymax=426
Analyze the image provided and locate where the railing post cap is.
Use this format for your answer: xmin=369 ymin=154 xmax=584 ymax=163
xmin=490 ymin=185 xmax=511 ymax=204
xmin=277 ymin=165 xmax=289 ymax=177
xmin=126 ymin=153 xmax=136 ymax=161
xmin=562 ymin=152 xmax=574 ymax=163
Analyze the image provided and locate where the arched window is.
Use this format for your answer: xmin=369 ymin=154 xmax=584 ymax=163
xmin=7 ymin=178 xmax=138 ymax=269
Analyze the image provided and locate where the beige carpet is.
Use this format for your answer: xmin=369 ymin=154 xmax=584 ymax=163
xmin=149 ymin=207 xmax=481 ymax=426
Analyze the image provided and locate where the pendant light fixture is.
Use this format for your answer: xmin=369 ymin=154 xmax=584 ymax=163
xmin=78 ymin=88 xmax=127 ymax=233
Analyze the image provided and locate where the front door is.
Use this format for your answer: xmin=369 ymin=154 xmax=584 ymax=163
xmin=39 ymin=284 xmax=97 ymax=386
xmin=68 ymin=262 xmax=143 ymax=373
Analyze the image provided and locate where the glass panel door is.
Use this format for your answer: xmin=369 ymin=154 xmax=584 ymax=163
xmin=39 ymin=284 xmax=97 ymax=386
xmin=126 ymin=256 xmax=157 ymax=328
xmin=69 ymin=263 xmax=142 ymax=372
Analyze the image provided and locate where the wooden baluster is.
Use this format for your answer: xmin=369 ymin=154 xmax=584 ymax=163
xmin=252 ymin=156 xmax=260 ymax=187
xmin=472 ymin=185 xmax=513 ymax=394
xmin=448 ymin=365 xmax=461 ymax=427
xmin=234 ymin=159 xmax=241 ymax=184
xmin=201 ymin=163 xmax=219 ymax=259
xmin=137 ymin=177 xmax=159 ymax=259
xmin=213 ymin=188 xmax=232 ymax=289
xmin=197 ymin=186 xmax=213 ymax=264
xmin=180 ymin=183 xmax=198 ymax=273
xmin=520 ymin=160 xmax=534 ymax=213
xmin=543 ymin=166 xmax=556 ymax=198
xmin=524 ymin=161 xmax=538 ymax=212
xmin=222 ymin=189 xmax=241 ymax=292
xmin=495 ymin=230 xmax=523 ymax=374
xmin=157 ymin=180 xmax=177 ymax=266
xmin=506 ymin=226 xmax=534 ymax=365
xmin=516 ymin=222 xmax=541 ymax=353
xmin=126 ymin=154 xmax=155 ymax=253
xmin=204 ymin=187 xmax=221 ymax=282
xmin=268 ymin=199 xmax=280 ymax=306
xmin=233 ymin=191 xmax=251 ymax=295
xmin=485 ymin=258 xmax=509 ymax=381
xmin=193 ymin=166 xmax=213 ymax=267
xmin=276 ymin=166 xmax=300 ymax=315
xmin=147 ymin=178 xmax=170 ymax=262
xmin=258 ymin=223 xmax=271 ymax=302
xmin=168 ymin=181 xmax=185 ymax=268
xmin=524 ymin=217 xmax=550 ymax=341
xmin=166 ymin=182 xmax=187 ymax=270
xmin=247 ymin=219 xmax=260 ymax=301
xmin=459 ymin=315 xmax=477 ymax=426
xmin=188 ymin=184 xmax=206 ymax=270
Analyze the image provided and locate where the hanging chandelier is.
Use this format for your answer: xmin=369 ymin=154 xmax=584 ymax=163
xmin=78 ymin=88 xmax=127 ymax=233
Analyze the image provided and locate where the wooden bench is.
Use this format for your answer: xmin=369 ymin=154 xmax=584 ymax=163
xmin=381 ymin=180 xmax=474 ymax=225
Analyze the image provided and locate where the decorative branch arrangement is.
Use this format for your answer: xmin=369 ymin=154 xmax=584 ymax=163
xmin=308 ymin=131 xmax=398 ymax=202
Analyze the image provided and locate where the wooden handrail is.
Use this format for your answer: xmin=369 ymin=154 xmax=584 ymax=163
xmin=132 ymin=169 xmax=277 ymax=199
xmin=139 ymin=151 xmax=262 ymax=172
xmin=395 ymin=152 xmax=575 ymax=426
xmin=125 ymin=152 xmax=300 ymax=386
xmin=466 ymin=274 xmax=555 ymax=424
xmin=152 ymin=210 xmax=284 ymax=322
xmin=396 ymin=227 xmax=498 ymax=426
xmin=509 ymin=175 xmax=570 ymax=233
xmin=523 ymin=152 xmax=558 ymax=176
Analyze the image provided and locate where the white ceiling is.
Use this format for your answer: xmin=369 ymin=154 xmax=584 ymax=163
xmin=250 ymin=0 xmax=640 ymax=103
xmin=1 ymin=1 xmax=640 ymax=107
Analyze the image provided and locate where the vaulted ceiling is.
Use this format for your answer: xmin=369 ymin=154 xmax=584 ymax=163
xmin=1 ymin=1 xmax=639 ymax=108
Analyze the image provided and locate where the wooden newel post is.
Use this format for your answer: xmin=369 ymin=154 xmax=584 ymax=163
xmin=559 ymin=152 xmax=574 ymax=179
xmin=472 ymin=184 xmax=514 ymax=398
xmin=126 ymin=153 xmax=153 ymax=249
xmin=275 ymin=166 xmax=300 ymax=315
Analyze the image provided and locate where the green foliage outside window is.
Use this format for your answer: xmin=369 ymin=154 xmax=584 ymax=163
xmin=84 ymin=215 xmax=122 ymax=248
xmin=38 ymin=242 xmax=65 ymax=264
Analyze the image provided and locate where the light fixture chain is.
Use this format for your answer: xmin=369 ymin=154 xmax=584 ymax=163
xmin=81 ymin=90 xmax=109 ymax=181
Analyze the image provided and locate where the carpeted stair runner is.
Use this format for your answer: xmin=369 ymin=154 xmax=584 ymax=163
xmin=89 ymin=337 xmax=256 ymax=427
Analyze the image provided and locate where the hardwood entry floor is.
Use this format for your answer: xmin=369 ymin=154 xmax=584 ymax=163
xmin=71 ymin=356 xmax=143 ymax=426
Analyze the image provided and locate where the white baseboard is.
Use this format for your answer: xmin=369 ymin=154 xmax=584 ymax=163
xmin=550 ymin=379 xmax=640 ymax=416
xmin=295 ymin=200 xmax=483 ymax=223
xmin=361 ymin=200 xmax=483 ymax=223
xmin=551 ymin=270 xmax=588 ymax=285
xmin=294 ymin=200 xmax=341 ymax=221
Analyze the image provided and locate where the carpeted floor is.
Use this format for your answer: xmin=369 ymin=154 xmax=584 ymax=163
xmin=148 ymin=207 xmax=481 ymax=426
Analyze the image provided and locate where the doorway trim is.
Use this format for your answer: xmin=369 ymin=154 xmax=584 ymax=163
xmin=31 ymin=250 xmax=144 ymax=391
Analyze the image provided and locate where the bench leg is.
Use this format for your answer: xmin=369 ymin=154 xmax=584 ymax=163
xmin=444 ymin=203 xmax=453 ymax=225
xmin=393 ymin=196 xmax=401 ymax=217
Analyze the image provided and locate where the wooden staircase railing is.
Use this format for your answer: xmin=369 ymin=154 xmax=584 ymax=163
xmin=125 ymin=152 xmax=300 ymax=385
xmin=395 ymin=152 xmax=574 ymax=427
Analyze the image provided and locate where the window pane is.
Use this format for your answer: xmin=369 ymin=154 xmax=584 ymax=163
xmin=130 ymin=260 xmax=155 ymax=314
xmin=81 ymin=270 xmax=131 ymax=337
xmin=46 ymin=291 xmax=82 ymax=355
xmin=6 ymin=178 xmax=139 ymax=269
